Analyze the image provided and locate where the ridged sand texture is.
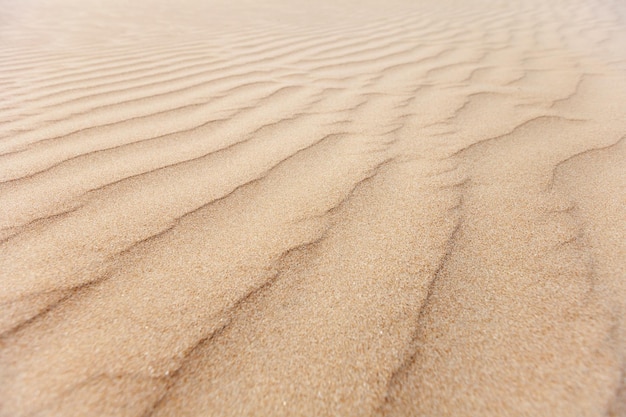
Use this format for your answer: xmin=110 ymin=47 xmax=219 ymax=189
xmin=1 ymin=0 xmax=626 ymax=415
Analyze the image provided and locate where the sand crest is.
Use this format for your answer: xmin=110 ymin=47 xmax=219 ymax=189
xmin=1 ymin=0 xmax=625 ymax=416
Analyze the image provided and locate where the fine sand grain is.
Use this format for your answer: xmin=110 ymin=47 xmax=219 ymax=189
xmin=1 ymin=0 xmax=625 ymax=416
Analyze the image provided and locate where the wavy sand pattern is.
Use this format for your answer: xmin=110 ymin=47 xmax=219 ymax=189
xmin=1 ymin=0 xmax=625 ymax=415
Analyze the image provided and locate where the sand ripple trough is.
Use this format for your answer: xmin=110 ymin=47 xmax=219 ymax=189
xmin=1 ymin=0 xmax=625 ymax=416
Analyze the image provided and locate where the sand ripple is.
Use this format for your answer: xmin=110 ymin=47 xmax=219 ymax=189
xmin=1 ymin=0 xmax=625 ymax=415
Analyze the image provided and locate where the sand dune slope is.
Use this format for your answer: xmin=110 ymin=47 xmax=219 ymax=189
xmin=1 ymin=0 xmax=625 ymax=416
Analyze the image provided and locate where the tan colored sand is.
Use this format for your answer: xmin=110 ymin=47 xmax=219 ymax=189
xmin=0 ymin=0 xmax=625 ymax=416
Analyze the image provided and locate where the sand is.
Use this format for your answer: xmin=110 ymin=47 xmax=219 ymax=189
xmin=0 ymin=0 xmax=625 ymax=415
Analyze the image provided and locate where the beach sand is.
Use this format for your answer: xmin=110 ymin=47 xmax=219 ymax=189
xmin=1 ymin=0 xmax=625 ymax=415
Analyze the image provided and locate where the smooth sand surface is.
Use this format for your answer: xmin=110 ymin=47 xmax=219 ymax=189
xmin=1 ymin=0 xmax=625 ymax=415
